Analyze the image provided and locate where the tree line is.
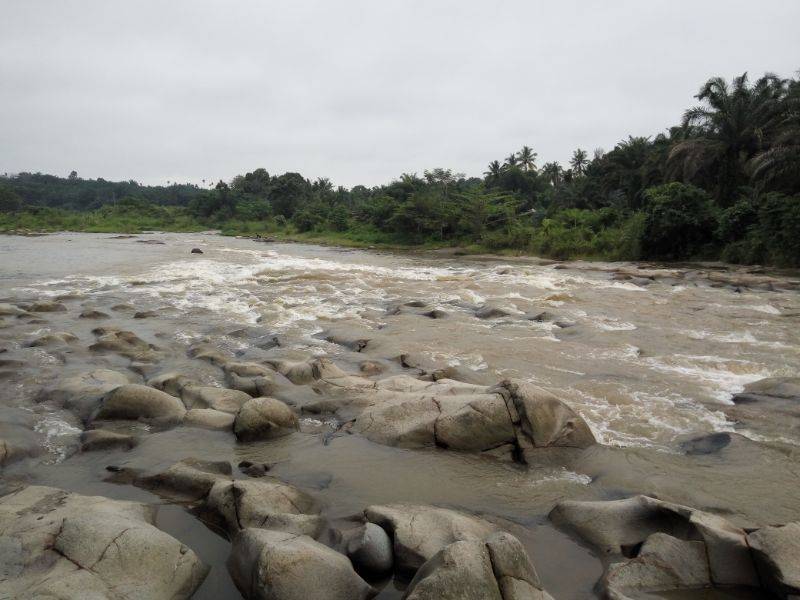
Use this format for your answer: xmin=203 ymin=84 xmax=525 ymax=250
xmin=2 ymin=70 xmax=798 ymax=266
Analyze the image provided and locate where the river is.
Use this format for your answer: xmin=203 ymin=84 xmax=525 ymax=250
xmin=2 ymin=232 xmax=799 ymax=599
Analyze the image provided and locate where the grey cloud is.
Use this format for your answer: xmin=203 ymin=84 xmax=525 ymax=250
xmin=1 ymin=0 xmax=798 ymax=187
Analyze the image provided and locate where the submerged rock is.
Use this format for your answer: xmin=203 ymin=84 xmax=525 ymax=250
xmin=89 ymin=328 xmax=161 ymax=361
xmin=78 ymin=309 xmax=109 ymax=319
xmin=80 ymin=429 xmax=138 ymax=452
xmin=135 ymin=457 xmax=233 ymax=501
xmin=228 ymin=528 xmax=375 ymax=600
xmin=24 ymin=331 xmax=79 ymax=347
xmin=475 ymin=304 xmax=512 ymax=319
xmin=0 ymin=485 xmax=208 ymax=599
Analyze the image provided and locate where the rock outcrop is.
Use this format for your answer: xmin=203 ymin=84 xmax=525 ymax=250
xmin=228 ymin=528 xmax=375 ymax=600
xmin=403 ymin=532 xmax=553 ymax=600
xmin=549 ymin=495 xmax=800 ymax=598
xmin=0 ymin=485 xmax=208 ymax=599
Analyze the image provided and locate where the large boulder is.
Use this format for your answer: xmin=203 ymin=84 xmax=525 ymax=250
xmin=404 ymin=533 xmax=552 ymax=600
xmin=747 ymin=522 xmax=800 ymax=598
xmin=234 ymin=397 xmax=298 ymax=441
xmin=550 ymin=495 xmax=759 ymax=590
xmin=493 ymin=380 xmax=596 ymax=449
xmin=0 ymin=485 xmax=208 ymax=599
xmin=92 ymin=384 xmax=186 ymax=425
xmin=36 ymin=369 xmax=131 ymax=422
xmin=228 ymin=528 xmax=375 ymax=600
xmin=602 ymin=533 xmax=711 ymax=598
xmin=205 ymin=478 xmax=323 ymax=537
xmin=364 ymin=503 xmax=498 ymax=574
xmin=404 ymin=540 xmax=502 ymax=600
xmin=349 ymin=377 xmax=594 ymax=461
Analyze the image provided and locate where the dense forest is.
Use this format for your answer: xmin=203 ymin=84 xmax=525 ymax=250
xmin=2 ymin=71 xmax=799 ymax=266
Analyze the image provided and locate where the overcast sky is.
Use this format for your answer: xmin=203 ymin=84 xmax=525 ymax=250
xmin=1 ymin=1 xmax=798 ymax=188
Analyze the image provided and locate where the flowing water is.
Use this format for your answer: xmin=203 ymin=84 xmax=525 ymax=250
xmin=2 ymin=232 xmax=800 ymax=599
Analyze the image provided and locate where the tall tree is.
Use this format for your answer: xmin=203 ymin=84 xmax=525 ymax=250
xmin=668 ymin=72 xmax=787 ymax=204
xmin=570 ymin=149 xmax=588 ymax=175
xmin=504 ymin=154 xmax=518 ymax=168
xmin=542 ymin=162 xmax=563 ymax=188
xmin=516 ymin=146 xmax=538 ymax=172
xmin=484 ymin=160 xmax=503 ymax=181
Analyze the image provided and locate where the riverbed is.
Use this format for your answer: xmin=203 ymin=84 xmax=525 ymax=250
xmin=2 ymin=232 xmax=799 ymax=599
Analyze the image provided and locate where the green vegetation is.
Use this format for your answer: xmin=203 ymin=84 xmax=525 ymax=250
xmin=2 ymin=71 xmax=799 ymax=266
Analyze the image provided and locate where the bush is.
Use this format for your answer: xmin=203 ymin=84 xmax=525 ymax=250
xmin=639 ymin=183 xmax=718 ymax=260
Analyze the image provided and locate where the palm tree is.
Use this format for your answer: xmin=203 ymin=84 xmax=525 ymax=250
xmin=542 ymin=162 xmax=563 ymax=188
xmin=668 ymin=72 xmax=787 ymax=204
xmin=484 ymin=160 xmax=503 ymax=181
xmin=504 ymin=154 xmax=518 ymax=168
xmin=749 ymin=77 xmax=800 ymax=191
xmin=516 ymin=146 xmax=537 ymax=172
xmin=570 ymin=149 xmax=588 ymax=175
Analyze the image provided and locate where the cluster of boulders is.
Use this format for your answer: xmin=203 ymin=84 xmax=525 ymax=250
xmin=95 ymin=456 xmax=556 ymax=599
xmin=25 ymin=326 xmax=596 ymax=468
xmin=549 ymin=494 xmax=800 ymax=599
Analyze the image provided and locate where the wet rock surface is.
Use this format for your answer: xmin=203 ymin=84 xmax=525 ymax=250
xmin=0 ymin=485 xmax=208 ymax=599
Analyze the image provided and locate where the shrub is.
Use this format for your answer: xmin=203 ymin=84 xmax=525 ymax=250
xmin=639 ymin=183 xmax=718 ymax=260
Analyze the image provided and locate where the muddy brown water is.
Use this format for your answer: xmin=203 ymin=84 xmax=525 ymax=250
xmin=2 ymin=232 xmax=799 ymax=599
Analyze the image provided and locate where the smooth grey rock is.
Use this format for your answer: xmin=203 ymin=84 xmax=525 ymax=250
xmin=747 ymin=522 xmax=800 ymax=598
xmin=0 ymin=485 xmax=208 ymax=600
xmin=364 ymin=503 xmax=497 ymax=574
xmin=36 ymin=368 xmax=131 ymax=423
xmin=184 ymin=408 xmax=235 ymax=431
xmin=136 ymin=458 xmax=232 ymax=500
xmin=234 ymin=397 xmax=298 ymax=441
xmin=404 ymin=539 xmax=503 ymax=600
xmin=206 ymin=478 xmax=323 ymax=537
xmin=181 ymin=385 xmax=251 ymax=413
xmin=343 ymin=522 xmax=393 ymax=576
xmin=93 ymin=384 xmax=186 ymax=424
xmin=228 ymin=528 xmax=374 ymax=600
xmin=549 ymin=495 xmax=758 ymax=587
xmin=494 ymin=379 xmax=596 ymax=449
